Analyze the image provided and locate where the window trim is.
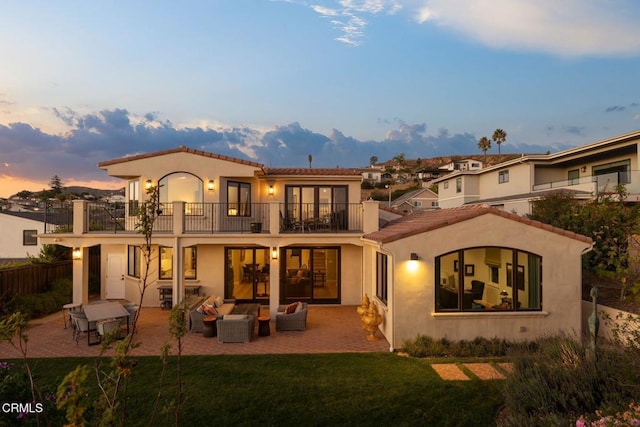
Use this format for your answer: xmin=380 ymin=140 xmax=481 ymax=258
xmin=498 ymin=170 xmax=509 ymax=184
xmin=159 ymin=246 xmax=197 ymax=280
xmin=376 ymin=252 xmax=388 ymax=305
xmin=23 ymin=229 xmax=37 ymax=246
xmin=455 ymin=178 xmax=462 ymax=193
xmin=127 ymin=245 xmax=140 ymax=278
xmin=435 ymin=246 xmax=542 ymax=313
xmin=227 ymin=181 xmax=251 ymax=217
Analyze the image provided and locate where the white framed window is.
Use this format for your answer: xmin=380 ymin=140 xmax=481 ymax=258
xmin=443 ymin=181 xmax=449 ymax=190
xmin=498 ymin=170 xmax=509 ymax=184
xmin=456 ymin=178 xmax=462 ymax=193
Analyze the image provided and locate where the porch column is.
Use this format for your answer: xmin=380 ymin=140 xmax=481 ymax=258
xmin=269 ymin=201 xmax=280 ymax=234
xmin=362 ymin=200 xmax=380 ymax=234
xmin=73 ymin=200 xmax=87 ymax=235
xmin=173 ymin=201 xmax=184 ymax=235
xmin=269 ymin=248 xmax=280 ymax=316
xmin=172 ymin=237 xmax=183 ymax=306
xmin=73 ymin=247 xmax=90 ymax=305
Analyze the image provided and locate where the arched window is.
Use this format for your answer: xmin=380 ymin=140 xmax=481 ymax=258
xmin=158 ymin=172 xmax=203 ymax=204
xmin=435 ymin=247 xmax=541 ymax=312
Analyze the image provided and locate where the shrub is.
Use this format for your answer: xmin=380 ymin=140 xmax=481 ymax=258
xmin=13 ymin=278 xmax=72 ymax=319
xmin=500 ymin=335 xmax=640 ymax=426
xmin=402 ymin=335 xmax=514 ymax=358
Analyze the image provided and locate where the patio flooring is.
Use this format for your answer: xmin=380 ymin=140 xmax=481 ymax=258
xmin=0 ymin=305 xmax=391 ymax=359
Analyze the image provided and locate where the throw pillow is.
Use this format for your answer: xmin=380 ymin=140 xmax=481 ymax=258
xmin=196 ymin=305 xmax=204 ymax=313
xmin=294 ymin=301 xmax=303 ymax=313
xmin=203 ymin=304 xmax=217 ymax=315
xmin=214 ymin=295 xmax=224 ymax=308
xmin=284 ymin=302 xmax=298 ymax=314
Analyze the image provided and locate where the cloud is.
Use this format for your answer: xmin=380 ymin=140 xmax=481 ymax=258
xmin=0 ymin=108 xmax=575 ymax=188
xmin=308 ymin=0 xmax=402 ymax=45
xmin=605 ymin=105 xmax=626 ymax=113
xmin=414 ymin=0 xmax=640 ymax=57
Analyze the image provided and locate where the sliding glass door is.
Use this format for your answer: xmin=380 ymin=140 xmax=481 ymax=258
xmin=281 ymin=247 xmax=340 ymax=304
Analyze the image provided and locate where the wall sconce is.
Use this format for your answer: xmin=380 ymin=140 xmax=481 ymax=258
xmin=271 ymin=247 xmax=278 ymax=259
xmin=145 ymin=179 xmax=153 ymax=190
xmin=580 ymin=166 xmax=587 ymax=173
xmin=268 ymin=185 xmax=275 ymax=196
xmin=72 ymin=248 xmax=82 ymax=260
xmin=208 ymin=180 xmax=215 ymax=191
xmin=410 ymin=252 xmax=420 ymax=261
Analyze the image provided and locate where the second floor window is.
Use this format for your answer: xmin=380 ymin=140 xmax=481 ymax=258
xmin=128 ymin=180 xmax=139 ymax=216
xmin=456 ymin=178 xmax=462 ymax=193
xmin=499 ymin=170 xmax=509 ymax=184
xmin=228 ymin=181 xmax=251 ymax=216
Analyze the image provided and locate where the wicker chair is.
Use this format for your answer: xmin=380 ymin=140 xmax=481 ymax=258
xmin=275 ymin=303 xmax=308 ymax=331
xmin=216 ymin=314 xmax=255 ymax=343
xmin=69 ymin=311 xmax=98 ymax=345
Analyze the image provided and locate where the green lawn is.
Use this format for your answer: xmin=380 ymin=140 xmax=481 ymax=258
xmin=8 ymin=353 xmax=504 ymax=426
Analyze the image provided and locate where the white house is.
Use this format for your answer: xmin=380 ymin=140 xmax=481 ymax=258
xmin=0 ymin=211 xmax=45 ymax=260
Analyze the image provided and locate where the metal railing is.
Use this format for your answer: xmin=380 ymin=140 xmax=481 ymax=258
xmin=86 ymin=202 xmax=173 ymax=233
xmin=44 ymin=201 xmax=74 ymax=233
xmin=532 ymin=171 xmax=634 ymax=194
xmin=280 ymin=203 xmax=363 ymax=233
xmin=183 ymin=203 xmax=270 ymax=233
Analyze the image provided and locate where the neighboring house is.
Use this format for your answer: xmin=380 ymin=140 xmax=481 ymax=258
xmin=362 ymin=204 xmax=592 ymax=349
xmin=360 ymin=168 xmax=383 ymax=183
xmin=433 ymin=130 xmax=640 ymax=215
xmin=438 ymin=158 xmax=483 ymax=172
xmin=0 ymin=211 xmax=45 ymax=260
xmin=40 ymin=146 xmax=592 ymax=348
xmin=390 ymin=188 xmax=439 ymax=213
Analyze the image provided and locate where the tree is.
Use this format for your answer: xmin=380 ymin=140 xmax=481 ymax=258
xmin=49 ymin=175 xmax=64 ymax=196
xmin=369 ymin=155 xmax=378 ymax=166
xmin=492 ymin=129 xmax=507 ymax=156
xmin=477 ymin=136 xmax=491 ymax=163
xmin=308 ymin=154 xmax=312 ymax=168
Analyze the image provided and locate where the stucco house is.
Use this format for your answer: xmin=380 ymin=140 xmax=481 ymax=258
xmin=433 ymin=130 xmax=640 ymax=215
xmin=39 ymin=146 xmax=592 ymax=349
xmin=390 ymin=188 xmax=439 ymax=213
xmin=0 ymin=211 xmax=45 ymax=261
xmin=362 ymin=205 xmax=592 ymax=349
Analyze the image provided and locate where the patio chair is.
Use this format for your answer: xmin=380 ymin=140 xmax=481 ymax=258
xmin=97 ymin=319 xmax=122 ymax=341
xmin=276 ymin=302 xmax=308 ymax=331
xmin=69 ymin=311 xmax=98 ymax=345
xmin=216 ymin=314 xmax=255 ymax=343
xmin=121 ymin=304 xmax=139 ymax=334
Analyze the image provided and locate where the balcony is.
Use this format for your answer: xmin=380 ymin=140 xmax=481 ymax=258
xmin=532 ymin=171 xmax=640 ymax=196
xmin=44 ymin=201 xmax=369 ymax=235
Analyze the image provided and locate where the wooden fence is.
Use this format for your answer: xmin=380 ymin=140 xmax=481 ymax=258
xmin=0 ymin=261 xmax=73 ymax=295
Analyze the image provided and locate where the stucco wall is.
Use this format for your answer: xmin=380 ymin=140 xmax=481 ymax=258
xmin=376 ymin=214 xmax=591 ymax=349
xmin=0 ymin=214 xmax=44 ymax=259
xmin=478 ymin=163 xmax=531 ymax=199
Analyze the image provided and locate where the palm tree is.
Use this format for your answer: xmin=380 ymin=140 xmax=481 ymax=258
xmin=478 ymin=136 xmax=491 ymax=163
xmin=492 ymin=129 xmax=507 ymax=156
xmin=308 ymin=154 xmax=312 ymax=168
xmin=369 ymin=155 xmax=378 ymax=166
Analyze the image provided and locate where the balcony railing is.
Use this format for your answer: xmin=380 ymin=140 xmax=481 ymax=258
xmin=183 ymin=203 xmax=270 ymax=233
xmin=45 ymin=200 xmax=367 ymax=234
xmin=86 ymin=202 xmax=174 ymax=233
xmin=280 ymin=203 xmax=363 ymax=233
xmin=532 ymin=171 xmax=639 ymax=194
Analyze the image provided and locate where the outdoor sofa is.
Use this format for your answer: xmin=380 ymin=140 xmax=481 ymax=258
xmin=276 ymin=302 xmax=308 ymax=331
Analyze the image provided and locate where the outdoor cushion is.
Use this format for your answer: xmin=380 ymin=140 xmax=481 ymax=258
xmin=216 ymin=303 xmax=235 ymax=316
xmin=284 ymin=302 xmax=299 ymax=314
xmin=214 ymin=296 xmax=224 ymax=307
xmin=224 ymin=314 xmax=248 ymax=320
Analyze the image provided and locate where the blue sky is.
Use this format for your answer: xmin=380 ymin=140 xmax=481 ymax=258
xmin=1 ymin=0 xmax=640 ymax=196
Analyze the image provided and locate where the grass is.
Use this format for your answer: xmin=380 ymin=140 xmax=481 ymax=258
xmin=11 ymin=353 xmax=504 ymax=426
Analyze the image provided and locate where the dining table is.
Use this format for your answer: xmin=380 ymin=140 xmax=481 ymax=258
xmin=82 ymin=302 xmax=130 ymax=345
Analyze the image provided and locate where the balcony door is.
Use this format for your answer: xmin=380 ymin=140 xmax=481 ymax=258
xmin=285 ymin=185 xmax=347 ymax=229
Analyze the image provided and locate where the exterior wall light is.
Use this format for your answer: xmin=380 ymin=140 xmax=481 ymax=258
xmin=410 ymin=252 xmax=420 ymax=261
xmin=208 ymin=180 xmax=215 ymax=191
xmin=145 ymin=180 xmax=153 ymax=190
xmin=268 ymin=185 xmax=275 ymax=196
xmin=271 ymin=247 xmax=278 ymax=259
xmin=72 ymin=248 xmax=82 ymax=260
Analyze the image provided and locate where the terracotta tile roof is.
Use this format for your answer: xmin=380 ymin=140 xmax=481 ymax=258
xmin=363 ymin=204 xmax=593 ymax=245
xmin=97 ymin=146 xmax=264 ymax=168
xmin=263 ymin=168 xmax=362 ymax=176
